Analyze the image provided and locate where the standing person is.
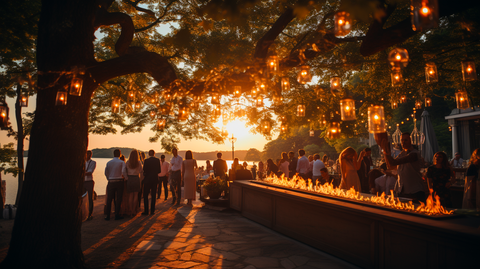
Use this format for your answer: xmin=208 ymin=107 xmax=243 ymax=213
xmin=312 ymin=154 xmax=325 ymax=186
xmin=124 ymin=150 xmax=142 ymax=216
xmin=170 ymin=148 xmax=183 ymax=205
xmin=206 ymin=160 xmax=213 ymax=172
xmin=182 ymin=150 xmax=198 ymax=206
xmin=157 ymin=155 xmax=170 ymax=201
xmin=251 ymin=163 xmax=257 ymax=179
xmin=463 ymin=148 xmax=480 ymax=209
xmin=339 ymin=147 xmax=365 ymax=191
xmin=288 ymin=151 xmax=298 ymax=178
xmin=138 ymin=151 xmax=146 ymax=208
xmin=381 ymin=132 xmax=426 ymax=203
xmin=84 ymin=150 xmax=96 ymax=220
xmin=278 ymin=152 xmax=290 ymax=177
xmin=142 ymin=150 xmax=161 ymax=215
xmin=426 ymin=151 xmax=455 ymax=207
xmin=307 ymin=155 xmax=314 ymax=180
xmin=258 ymin=161 xmax=265 ymax=179
xmin=322 ymin=154 xmax=329 ymax=167
xmin=266 ymin=159 xmax=278 ymax=176
xmin=358 ymin=148 xmax=373 ymax=193
xmin=104 ymin=149 xmax=126 ymax=220
xmin=213 ymin=152 xmax=228 ymax=179
xmin=296 ymin=149 xmax=309 ymax=180
xmin=450 ymin=152 xmax=464 ymax=168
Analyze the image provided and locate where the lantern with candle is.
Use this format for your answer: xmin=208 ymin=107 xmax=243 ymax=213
xmin=391 ymin=69 xmax=404 ymax=86
xmin=267 ymin=56 xmax=279 ymax=75
xmin=392 ymin=124 xmax=402 ymax=145
xmin=455 ymin=89 xmax=470 ymax=109
xmin=415 ymin=100 xmax=422 ymax=109
xmin=461 ymin=60 xmax=477 ymax=81
xmin=157 ymin=118 xmax=166 ymax=131
xmin=178 ymin=106 xmax=190 ymax=122
xmin=261 ymin=119 xmax=271 ymax=134
xmin=388 ymin=48 xmax=409 ymax=69
xmin=211 ymin=92 xmax=220 ymax=104
xmin=56 ymin=90 xmax=68 ymax=106
xmin=297 ymin=104 xmax=305 ymax=117
xmin=111 ymin=97 xmax=121 ymax=113
xmin=0 ymin=102 xmax=8 ymax=128
xmin=411 ymin=0 xmax=439 ymax=31
xmin=233 ymin=86 xmax=242 ymax=97
xmin=399 ymin=95 xmax=407 ymax=104
xmin=281 ymin=77 xmax=290 ymax=92
xmin=334 ymin=11 xmax=352 ymax=37
xmin=327 ymin=122 xmax=341 ymax=139
xmin=297 ymin=65 xmax=312 ymax=84
xmin=425 ymin=62 xmax=438 ymax=83
xmin=340 ymin=96 xmax=356 ymax=121
xmin=20 ymin=95 xmax=28 ymax=107
xmin=425 ymin=97 xmax=432 ymax=107
xmin=368 ymin=106 xmax=386 ymax=133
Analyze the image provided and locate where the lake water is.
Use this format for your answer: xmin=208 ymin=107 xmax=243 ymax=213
xmin=2 ymin=157 xmax=257 ymax=204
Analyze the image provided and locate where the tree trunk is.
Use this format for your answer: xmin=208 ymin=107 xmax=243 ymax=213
xmin=1 ymin=1 xmax=96 ymax=268
xmin=14 ymin=84 xmax=24 ymax=206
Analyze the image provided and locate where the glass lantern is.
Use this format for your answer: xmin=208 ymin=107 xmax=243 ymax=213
xmin=340 ymin=96 xmax=356 ymax=121
xmin=261 ymin=120 xmax=271 ymax=134
xmin=391 ymin=101 xmax=398 ymax=109
xmin=280 ymin=122 xmax=288 ymax=133
xmin=178 ymin=106 xmax=190 ymax=122
xmin=327 ymin=122 xmax=341 ymax=139
xmin=134 ymin=102 xmax=141 ymax=111
xmin=20 ymin=95 xmax=28 ymax=107
xmin=149 ymin=110 xmax=156 ymax=119
xmin=69 ymin=77 xmax=83 ymax=96
xmin=267 ymin=56 xmax=279 ymax=75
xmin=425 ymin=62 xmax=438 ymax=83
xmin=334 ymin=11 xmax=352 ymax=37
xmin=461 ymin=60 xmax=477 ymax=81
xmin=297 ymin=104 xmax=306 ymax=117
xmin=411 ymin=0 xmax=439 ymax=31
xmin=399 ymin=95 xmax=407 ymax=103
xmin=281 ymin=77 xmax=290 ymax=92
xmin=391 ymin=69 xmax=404 ymax=86
xmin=251 ymin=87 xmax=258 ymax=97
xmin=388 ymin=48 xmax=409 ymax=69
xmin=368 ymin=106 xmax=386 ymax=133
xmin=55 ymin=90 xmax=68 ymax=106
xmin=411 ymin=125 xmax=425 ymax=146
xmin=256 ymin=96 xmax=264 ymax=107
xmin=111 ymin=97 xmax=121 ymax=113
xmin=330 ymin=76 xmax=341 ymax=90
xmin=455 ymin=89 xmax=470 ymax=109
xmin=127 ymin=91 xmax=135 ymax=103
xmin=233 ymin=86 xmax=242 ymax=97
xmin=213 ymin=105 xmax=222 ymax=117
xmin=297 ymin=65 xmax=312 ymax=84
xmin=392 ymin=124 xmax=402 ymax=145
xmin=156 ymin=118 xmax=166 ymax=131
xmin=272 ymin=94 xmax=283 ymax=106
xmin=257 ymin=78 xmax=268 ymax=92
xmin=0 ymin=103 xmax=8 ymax=128
xmin=319 ymin=114 xmax=327 ymax=127
xmin=415 ymin=100 xmax=422 ymax=109
xmin=309 ymin=129 xmax=315 ymax=137
xmin=425 ymin=97 xmax=432 ymax=107
xmin=211 ymin=92 xmax=220 ymax=104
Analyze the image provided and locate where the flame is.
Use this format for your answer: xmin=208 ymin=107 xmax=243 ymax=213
xmin=421 ymin=7 xmax=430 ymax=15
xmin=260 ymin=174 xmax=453 ymax=216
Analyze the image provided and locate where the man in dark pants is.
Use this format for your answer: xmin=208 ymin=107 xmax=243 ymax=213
xmin=213 ymin=152 xmax=228 ymax=179
xmin=84 ymin=150 xmax=96 ymax=220
xmin=358 ymin=147 xmax=373 ymax=193
xmin=288 ymin=151 xmax=298 ymax=178
xmin=142 ymin=150 xmax=161 ymax=215
xmin=157 ymin=155 xmax=170 ymax=201
xmin=169 ymin=148 xmax=183 ymax=205
xmin=104 ymin=149 xmax=126 ymax=220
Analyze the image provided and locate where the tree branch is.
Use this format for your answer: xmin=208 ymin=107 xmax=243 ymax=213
xmin=94 ymin=9 xmax=134 ymax=56
xmin=123 ymin=0 xmax=156 ymax=17
xmin=89 ymin=51 xmax=177 ymax=87
xmin=134 ymin=0 xmax=178 ymax=33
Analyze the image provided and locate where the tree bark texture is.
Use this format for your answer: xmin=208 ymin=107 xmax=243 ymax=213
xmin=14 ymin=84 xmax=24 ymax=206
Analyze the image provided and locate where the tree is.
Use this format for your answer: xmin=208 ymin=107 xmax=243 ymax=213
xmin=244 ymin=148 xmax=262 ymax=162
xmin=2 ymin=0 xmax=480 ymax=268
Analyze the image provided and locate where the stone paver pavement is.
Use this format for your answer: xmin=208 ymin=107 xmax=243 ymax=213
xmin=120 ymin=196 xmax=359 ymax=269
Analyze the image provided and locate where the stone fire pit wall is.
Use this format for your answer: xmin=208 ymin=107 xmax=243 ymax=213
xmin=229 ymin=180 xmax=480 ymax=269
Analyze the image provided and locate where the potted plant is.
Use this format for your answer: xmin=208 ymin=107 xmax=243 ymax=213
xmin=202 ymin=176 xmax=227 ymax=199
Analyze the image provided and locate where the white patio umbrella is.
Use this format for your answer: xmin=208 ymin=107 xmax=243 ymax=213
xmin=420 ymin=110 xmax=439 ymax=164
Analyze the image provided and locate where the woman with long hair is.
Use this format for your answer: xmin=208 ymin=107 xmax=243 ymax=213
xmin=124 ymin=150 xmax=142 ymax=216
xmin=463 ymin=148 xmax=480 ymax=209
xmin=278 ymin=152 xmax=289 ymax=177
xmin=266 ymin=159 xmax=278 ymax=176
xmin=426 ymin=151 xmax=454 ymax=207
xmin=182 ymin=150 xmax=198 ymax=206
xmin=339 ymin=147 xmax=365 ymax=191
xmin=322 ymin=154 xmax=329 ymax=167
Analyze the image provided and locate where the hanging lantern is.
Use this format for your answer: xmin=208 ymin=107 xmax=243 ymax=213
xmin=55 ymin=90 xmax=68 ymax=106
xmin=388 ymin=48 xmax=409 ymax=69
xmin=127 ymin=91 xmax=135 ymax=103
xmin=134 ymin=102 xmax=141 ymax=111
xmin=425 ymin=97 xmax=432 ymax=107
xmin=415 ymin=100 xmax=422 ymax=109
xmin=280 ymin=122 xmax=288 ymax=133
xmin=233 ymin=86 xmax=242 ymax=97
xmin=334 ymin=11 xmax=352 ymax=37
xmin=261 ymin=120 xmax=271 ymax=134
xmin=297 ymin=104 xmax=305 ymax=117
xmin=272 ymin=94 xmax=283 ymax=106
xmin=319 ymin=114 xmax=327 ymax=127
xmin=411 ymin=125 xmax=425 ymax=146
xmin=392 ymin=124 xmax=402 ymax=145
xmin=411 ymin=0 xmax=439 ymax=31
xmin=266 ymin=56 xmax=279 ymax=75
xmin=281 ymin=77 xmax=290 ymax=92
xmin=213 ymin=105 xmax=222 ymax=117
xmin=309 ymin=129 xmax=315 ymax=137
xmin=391 ymin=69 xmax=404 ymax=86
xmin=391 ymin=101 xmax=398 ymax=109
xmin=257 ymin=78 xmax=268 ymax=93
xmin=251 ymin=87 xmax=258 ymax=97
xmin=160 ymin=102 xmax=171 ymax=115
xmin=156 ymin=118 xmax=166 ymax=131
xmin=178 ymin=106 xmax=190 ymax=122
xmin=461 ymin=60 xmax=477 ymax=81
xmin=69 ymin=77 xmax=83 ymax=96
xmin=256 ymin=96 xmax=264 ymax=107
xmin=399 ymin=95 xmax=407 ymax=103
xmin=297 ymin=65 xmax=312 ymax=84
xmin=0 ymin=103 xmax=8 ymax=129
xmin=330 ymin=76 xmax=341 ymax=90
xmin=340 ymin=96 xmax=356 ymax=121
xmin=425 ymin=62 xmax=438 ymax=83
xmin=111 ymin=97 xmax=121 ymax=113
xmin=20 ymin=95 xmax=28 ymax=107
xmin=455 ymin=89 xmax=470 ymax=109
xmin=211 ymin=92 xmax=220 ymax=104
xmin=327 ymin=122 xmax=341 ymax=139
xmin=149 ymin=110 xmax=156 ymax=119
xmin=368 ymin=106 xmax=386 ymax=133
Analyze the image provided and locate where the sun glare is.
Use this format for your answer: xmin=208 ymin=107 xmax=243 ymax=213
xmin=215 ymin=118 xmax=251 ymax=139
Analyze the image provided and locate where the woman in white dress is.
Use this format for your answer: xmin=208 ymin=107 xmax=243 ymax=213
xmin=182 ymin=150 xmax=198 ymax=206
xmin=278 ymin=152 xmax=290 ymax=177
xmin=339 ymin=147 xmax=365 ymax=191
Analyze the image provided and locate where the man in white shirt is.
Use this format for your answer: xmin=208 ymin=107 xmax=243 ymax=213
xmin=104 ymin=149 xmax=126 ymax=220
xmin=450 ymin=152 xmax=464 ymax=168
xmin=296 ymin=149 xmax=310 ymax=180
xmin=312 ymin=154 xmax=325 ymax=186
xmin=84 ymin=150 xmax=96 ymax=220
xmin=157 ymin=155 xmax=170 ymax=201
xmin=169 ymin=148 xmax=183 ymax=205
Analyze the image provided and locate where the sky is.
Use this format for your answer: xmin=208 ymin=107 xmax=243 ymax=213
xmin=0 ymin=95 xmax=274 ymax=152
